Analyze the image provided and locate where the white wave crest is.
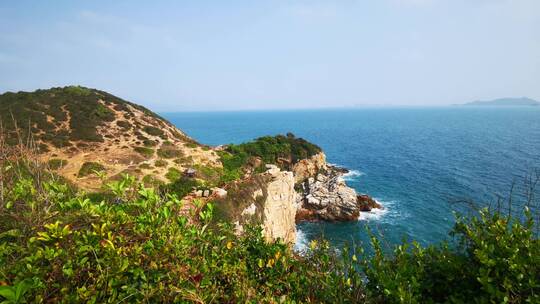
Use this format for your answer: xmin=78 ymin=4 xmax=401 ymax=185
xmin=358 ymin=199 xmax=389 ymax=221
xmin=294 ymin=228 xmax=309 ymax=253
xmin=343 ymin=169 xmax=365 ymax=181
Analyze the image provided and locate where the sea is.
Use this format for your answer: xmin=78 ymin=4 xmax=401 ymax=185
xmin=162 ymin=107 xmax=540 ymax=251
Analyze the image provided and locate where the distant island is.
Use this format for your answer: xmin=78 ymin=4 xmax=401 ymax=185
xmin=462 ymin=97 xmax=540 ymax=106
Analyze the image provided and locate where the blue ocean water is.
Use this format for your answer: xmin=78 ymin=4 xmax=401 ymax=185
xmin=162 ymin=107 xmax=540 ymax=249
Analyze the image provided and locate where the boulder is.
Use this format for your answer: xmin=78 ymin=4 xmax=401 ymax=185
xmin=295 ymin=164 xmax=380 ymax=222
xmin=357 ymin=194 xmax=382 ymax=211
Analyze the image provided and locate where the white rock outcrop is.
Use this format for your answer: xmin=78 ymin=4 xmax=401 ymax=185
xmin=260 ymin=167 xmax=297 ymax=243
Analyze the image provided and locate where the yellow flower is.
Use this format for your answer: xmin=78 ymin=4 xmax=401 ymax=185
xmin=352 ymin=254 xmax=357 ymax=262
xmin=226 ymin=241 xmax=233 ymax=250
xmin=310 ymin=240 xmax=318 ymax=250
xmin=266 ymin=258 xmax=275 ymax=268
xmin=274 ymin=251 xmax=281 ymax=260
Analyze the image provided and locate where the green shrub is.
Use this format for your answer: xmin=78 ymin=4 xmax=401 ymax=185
xmin=161 ymin=176 xmax=200 ymax=198
xmin=139 ymin=163 xmax=152 ymax=170
xmin=116 ymin=120 xmax=131 ymax=130
xmin=47 ymin=158 xmax=67 ymax=170
xmin=186 ymin=142 xmax=198 ymax=148
xmin=154 ymin=159 xmax=167 ymax=167
xmin=1 ymin=156 xmax=539 ymax=303
xmin=143 ymin=125 xmax=164 ymax=137
xmin=362 ymin=208 xmax=540 ymax=303
xmin=143 ymin=139 xmax=157 ymax=147
xmin=0 ymin=173 xmax=365 ymax=303
xmin=174 ymin=156 xmax=193 ymax=165
xmin=220 ymin=133 xmax=322 ymax=178
xmin=165 ymin=167 xmax=182 ymax=181
xmin=134 ymin=146 xmax=154 ymax=157
xmin=0 ymin=86 xmax=172 ymax=146
xmin=142 ymin=174 xmax=164 ymax=187
xmin=77 ymin=162 xmax=105 ymax=177
xmin=157 ymin=147 xmax=182 ymax=159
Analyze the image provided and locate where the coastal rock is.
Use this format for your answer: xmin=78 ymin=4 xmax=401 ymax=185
xmin=357 ymin=194 xmax=382 ymax=211
xmin=294 ymin=161 xmax=380 ymax=222
xmin=292 ymin=152 xmax=327 ymax=183
xmin=262 ymin=169 xmax=297 ymax=243
xmin=215 ymin=166 xmax=297 ymax=244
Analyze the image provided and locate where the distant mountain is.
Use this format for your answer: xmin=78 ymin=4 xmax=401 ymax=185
xmin=463 ymin=97 xmax=540 ymax=106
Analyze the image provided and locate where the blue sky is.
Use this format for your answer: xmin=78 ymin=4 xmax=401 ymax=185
xmin=1 ymin=0 xmax=539 ymax=111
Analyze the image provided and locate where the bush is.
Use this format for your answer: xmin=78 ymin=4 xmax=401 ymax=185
xmin=47 ymin=158 xmax=67 ymax=170
xmin=221 ymin=133 xmax=322 ymax=178
xmin=139 ymin=163 xmax=152 ymax=170
xmin=165 ymin=167 xmax=182 ymax=181
xmin=116 ymin=120 xmax=131 ymax=130
xmin=77 ymin=162 xmax=105 ymax=177
xmin=161 ymin=176 xmax=200 ymax=198
xmin=134 ymin=146 xmax=154 ymax=157
xmin=363 ymin=208 xmax=540 ymax=303
xmin=157 ymin=147 xmax=182 ymax=159
xmin=143 ymin=126 xmax=164 ymax=137
xmin=143 ymin=139 xmax=157 ymax=147
xmin=154 ymin=159 xmax=167 ymax=167
xmin=0 ymin=174 xmax=365 ymax=303
xmin=0 ymin=86 xmax=173 ymax=146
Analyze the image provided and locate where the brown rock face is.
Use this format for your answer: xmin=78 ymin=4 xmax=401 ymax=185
xmin=357 ymin=195 xmax=382 ymax=212
xmin=292 ymin=152 xmax=327 ymax=183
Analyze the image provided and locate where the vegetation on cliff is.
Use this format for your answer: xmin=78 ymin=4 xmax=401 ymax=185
xmin=0 ymin=157 xmax=365 ymax=303
xmin=0 ymin=86 xmax=218 ymax=191
xmin=0 ymin=86 xmax=169 ymax=146
xmin=1 ymin=140 xmax=539 ymax=303
xmin=218 ymin=133 xmax=322 ymax=183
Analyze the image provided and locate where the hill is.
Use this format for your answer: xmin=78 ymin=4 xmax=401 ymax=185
xmin=463 ymin=97 xmax=540 ymax=106
xmin=0 ymin=86 xmax=220 ymax=189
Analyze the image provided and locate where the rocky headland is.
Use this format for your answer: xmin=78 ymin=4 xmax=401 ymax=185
xmin=220 ymin=152 xmax=382 ymax=244
xmin=0 ymin=86 xmax=381 ymax=245
xmin=294 ymin=153 xmax=382 ymax=222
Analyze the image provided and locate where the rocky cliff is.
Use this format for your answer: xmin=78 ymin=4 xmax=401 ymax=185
xmin=1 ymin=86 xmax=379 ymax=245
xmin=222 ymin=152 xmax=381 ymax=243
xmin=294 ymin=152 xmax=382 ymax=222
xmin=214 ymin=164 xmax=297 ymax=244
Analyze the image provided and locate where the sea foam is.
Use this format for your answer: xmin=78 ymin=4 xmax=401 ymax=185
xmin=294 ymin=228 xmax=309 ymax=253
xmin=343 ymin=169 xmax=365 ymax=181
xmin=358 ymin=199 xmax=389 ymax=221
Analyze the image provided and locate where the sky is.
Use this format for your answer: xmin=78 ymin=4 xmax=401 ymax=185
xmin=1 ymin=0 xmax=539 ymax=111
